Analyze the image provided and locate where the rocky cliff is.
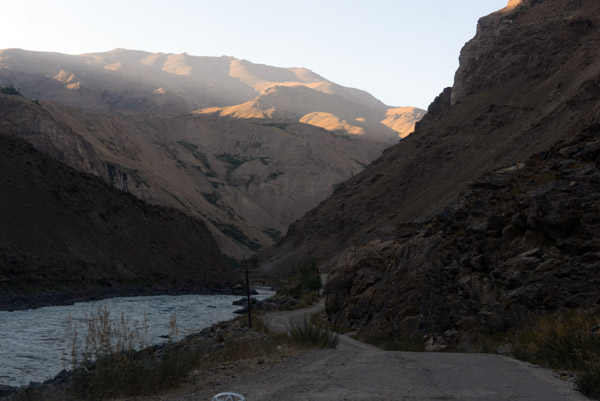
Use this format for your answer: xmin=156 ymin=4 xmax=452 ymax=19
xmin=254 ymin=0 xmax=600 ymax=339
xmin=325 ymin=128 xmax=600 ymax=339
xmin=255 ymin=0 xmax=600 ymax=275
xmin=0 ymin=134 xmax=237 ymax=310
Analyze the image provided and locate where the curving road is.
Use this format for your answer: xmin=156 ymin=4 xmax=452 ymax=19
xmin=220 ymin=300 xmax=588 ymax=401
xmin=145 ymin=298 xmax=587 ymax=401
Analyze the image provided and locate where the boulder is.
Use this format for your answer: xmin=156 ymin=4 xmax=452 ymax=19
xmin=0 ymin=385 xmax=15 ymax=398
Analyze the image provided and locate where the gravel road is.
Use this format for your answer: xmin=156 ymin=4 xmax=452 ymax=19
xmin=206 ymin=300 xmax=588 ymax=401
xmin=143 ymin=300 xmax=587 ymax=401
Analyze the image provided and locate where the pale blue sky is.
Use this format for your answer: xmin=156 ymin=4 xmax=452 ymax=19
xmin=2 ymin=0 xmax=507 ymax=108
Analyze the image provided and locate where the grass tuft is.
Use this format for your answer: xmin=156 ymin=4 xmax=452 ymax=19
xmin=512 ymin=310 xmax=600 ymax=399
xmin=288 ymin=318 xmax=339 ymax=349
xmin=60 ymin=310 xmax=336 ymax=400
xmin=65 ymin=306 xmax=195 ymax=399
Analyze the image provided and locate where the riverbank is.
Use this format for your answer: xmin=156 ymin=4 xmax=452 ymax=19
xmin=0 ymin=284 xmax=255 ymax=312
xmin=4 ymin=299 xmax=590 ymax=401
xmin=1 ymin=304 xmax=322 ymax=400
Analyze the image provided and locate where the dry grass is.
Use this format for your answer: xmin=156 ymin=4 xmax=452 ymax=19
xmin=287 ymin=317 xmax=339 ymax=349
xmin=55 ymin=308 xmax=338 ymax=400
xmin=65 ymin=306 xmax=192 ymax=400
xmin=511 ymin=310 xmax=600 ymax=399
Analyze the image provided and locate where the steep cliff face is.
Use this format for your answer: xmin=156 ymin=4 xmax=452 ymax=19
xmin=325 ymin=128 xmax=600 ymax=338
xmin=255 ymin=0 xmax=600 ymax=275
xmin=0 ymin=134 xmax=236 ymax=310
xmin=312 ymin=0 xmax=600 ymax=339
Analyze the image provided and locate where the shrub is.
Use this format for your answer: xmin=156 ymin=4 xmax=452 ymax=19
xmin=0 ymin=85 xmax=21 ymax=96
xmin=270 ymin=260 xmax=323 ymax=309
xmin=288 ymin=318 xmax=339 ymax=349
xmin=512 ymin=310 xmax=600 ymax=399
xmin=299 ymin=260 xmax=322 ymax=292
xmin=66 ymin=307 xmax=197 ymax=400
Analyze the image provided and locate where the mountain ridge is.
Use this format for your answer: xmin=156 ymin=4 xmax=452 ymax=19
xmin=0 ymin=92 xmax=386 ymax=259
xmin=0 ymin=48 xmax=424 ymax=258
xmin=0 ymin=48 xmax=424 ymax=140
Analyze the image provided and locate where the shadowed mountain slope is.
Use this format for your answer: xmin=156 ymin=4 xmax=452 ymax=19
xmin=325 ymin=127 xmax=600 ymax=338
xmin=0 ymin=93 xmax=384 ymax=259
xmin=254 ymin=0 xmax=600 ymax=274
xmin=0 ymin=133 xmax=237 ymax=310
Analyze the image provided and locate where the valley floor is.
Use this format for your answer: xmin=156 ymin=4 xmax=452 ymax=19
xmin=134 ymin=302 xmax=587 ymax=401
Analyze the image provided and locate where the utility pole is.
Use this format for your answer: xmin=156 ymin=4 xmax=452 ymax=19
xmin=245 ymin=264 xmax=252 ymax=328
xmin=238 ymin=256 xmax=258 ymax=329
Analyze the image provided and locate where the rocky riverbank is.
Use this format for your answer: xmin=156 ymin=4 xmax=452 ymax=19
xmin=0 ymin=317 xmax=278 ymax=400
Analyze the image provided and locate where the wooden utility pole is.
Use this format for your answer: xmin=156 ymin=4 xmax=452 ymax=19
xmin=245 ymin=265 xmax=252 ymax=328
xmin=238 ymin=257 xmax=258 ymax=329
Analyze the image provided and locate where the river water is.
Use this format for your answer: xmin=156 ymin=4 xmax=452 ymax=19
xmin=0 ymin=289 xmax=274 ymax=387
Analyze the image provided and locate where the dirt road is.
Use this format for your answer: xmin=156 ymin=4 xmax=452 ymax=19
xmin=205 ymin=301 xmax=587 ymax=401
xmin=146 ymin=300 xmax=586 ymax=401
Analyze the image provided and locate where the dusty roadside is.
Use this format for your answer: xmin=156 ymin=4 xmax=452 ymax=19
xmin=137 ymin=301 xmax=587 ymax=401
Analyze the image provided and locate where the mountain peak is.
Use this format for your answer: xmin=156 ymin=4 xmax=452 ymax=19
xmin=504 ymin=0 xmax=527 ymax=10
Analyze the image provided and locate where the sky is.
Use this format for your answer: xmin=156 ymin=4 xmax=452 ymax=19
xmin=1 ymin=0 xmax=508 ymax=109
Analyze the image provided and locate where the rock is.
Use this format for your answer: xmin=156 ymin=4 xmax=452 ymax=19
xmin=232 ymin=297 xmax=261 ymax=306
xmin=0 ymin=385 xmax=15 ymax=398
xmin=324 ymin=128 xmax=600 ymax=340
xmin=497 ymin=344 xmax=514 ymax=355
xmin=443 ymin=329 xmax=459 ymax=346
xmin=425 ymin=336 xmax=449 ymax=352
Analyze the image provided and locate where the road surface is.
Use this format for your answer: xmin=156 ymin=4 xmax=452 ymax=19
xmin=210 ymin=300 xmax=587 ymax=401
xmin=144 ymin=299 xmax=586 ymax=401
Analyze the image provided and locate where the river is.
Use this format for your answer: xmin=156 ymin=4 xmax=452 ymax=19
xmin=0 ymin=288 xmax=274 ymax=388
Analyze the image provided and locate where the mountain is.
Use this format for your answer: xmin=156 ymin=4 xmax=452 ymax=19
xmin=0 ymin=49 xmax=424 ymax=141
xmin=0 ymin=92 xmax=385 ymax=260
xmin=254 ymin=0 xmax=600 ymax=339
xmin=0 ymin=132 xmax=237 ymax=310
xmin=326 ymin=129 xmax=600 ymax=339
xmin=194 ymin=84 xmax=425 ymax=141
xmin=0 ymin=49 xmax=424 ymax=260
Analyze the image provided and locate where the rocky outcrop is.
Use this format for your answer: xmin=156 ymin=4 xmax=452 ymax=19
xmin=255 ymin=0 xmax=600 ymax=274
xmin=325 ymin=128 xmax=600 ymax=339
xmin=0 ymin=134 xmax=237 ymax=310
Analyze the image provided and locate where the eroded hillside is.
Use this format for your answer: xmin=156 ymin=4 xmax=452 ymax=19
xmin=0 ymin=49 xmax=424 ymax=141
xmin=0 ymin=49 xmax=425 ymax=260
xmin=0 ymin=134 xmax=236 ymax=310
xmin=0 ymin=94 xmax=385 ymax=259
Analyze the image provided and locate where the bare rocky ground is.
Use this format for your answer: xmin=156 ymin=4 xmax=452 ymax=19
xmin=132 ymin=301 xmax=587 ymax=401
